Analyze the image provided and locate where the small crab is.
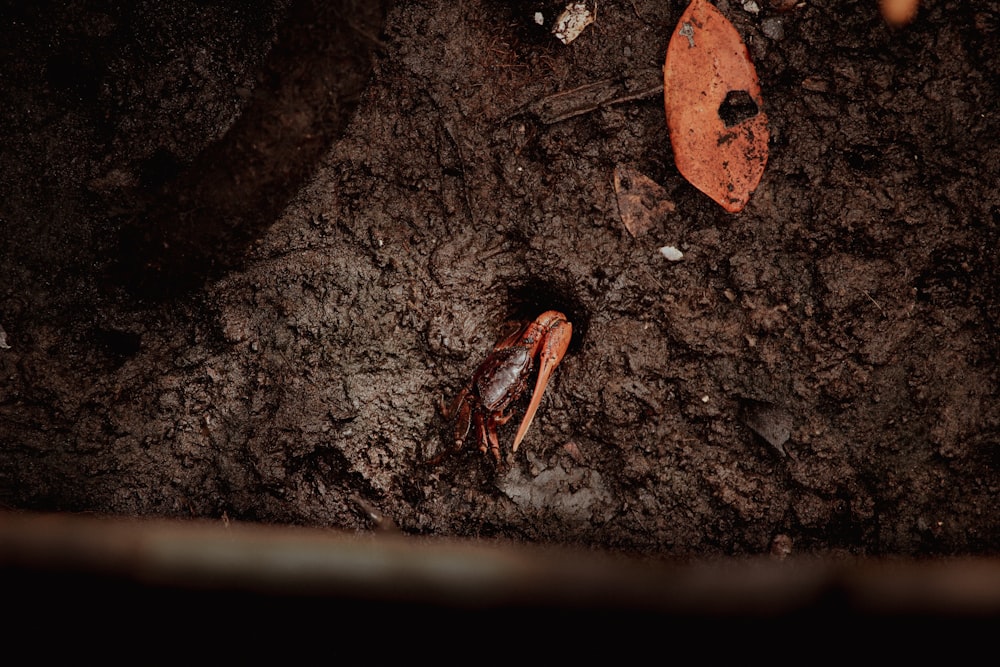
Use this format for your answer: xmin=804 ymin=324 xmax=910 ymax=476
xmin=432 ymin=310 xmax=572 ymax=466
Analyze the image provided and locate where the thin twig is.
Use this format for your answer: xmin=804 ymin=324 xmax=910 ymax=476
xmin=861 ymin=289 xmax=887 ymax=317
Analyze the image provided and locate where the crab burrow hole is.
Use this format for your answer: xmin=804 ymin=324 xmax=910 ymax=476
xmin=504 ymin=277 xmax=589 ymax=356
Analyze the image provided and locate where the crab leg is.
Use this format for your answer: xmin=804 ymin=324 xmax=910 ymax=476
xmin=448 ymin=389 xmax=473 ymax=449
xmin=512 ymin=312 xmax=572 ymax=452
xmin=483 ymin=414 xmax=503 ymax=464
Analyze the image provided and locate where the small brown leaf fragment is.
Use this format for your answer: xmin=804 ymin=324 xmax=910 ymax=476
xmin=613 ymin=165 xmax=676 ymax=238
xmin=801 ymin=76 xmax=830 ymax=93
xmin=742 ymin=399 xmax=793 ymax=456
xmin=562 ymin=440 xmax=585 ymax=463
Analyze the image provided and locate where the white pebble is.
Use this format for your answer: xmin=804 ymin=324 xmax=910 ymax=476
xmin=659 ymin=245 xmax=683 ymax=261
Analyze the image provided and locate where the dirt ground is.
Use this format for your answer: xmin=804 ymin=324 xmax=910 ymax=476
xmin=1 ymin=0 xmax=997 ymax=561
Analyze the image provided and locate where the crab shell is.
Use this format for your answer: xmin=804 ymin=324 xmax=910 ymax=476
xmin=446 ymin=311 xmax=572 ymax=464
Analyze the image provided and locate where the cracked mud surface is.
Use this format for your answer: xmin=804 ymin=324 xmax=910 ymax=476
xmin=1 ymin=0 xmax=998 ymax=558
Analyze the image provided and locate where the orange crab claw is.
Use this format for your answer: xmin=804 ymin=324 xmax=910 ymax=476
xmin=512 ymin=311 xmax=572 ymax=452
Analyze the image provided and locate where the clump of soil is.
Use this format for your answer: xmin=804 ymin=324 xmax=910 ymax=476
xmin=1 ymin=0 xmax=997 ymax=559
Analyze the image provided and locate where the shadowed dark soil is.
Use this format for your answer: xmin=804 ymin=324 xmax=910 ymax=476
xmin=1 ymin=0 xmax=997 ymax=560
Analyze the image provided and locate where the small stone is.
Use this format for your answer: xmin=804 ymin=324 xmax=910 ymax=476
xmin=762 ymin=16 xmax=785 ymax=40
xmin=659 ymin=245 xmax=684 ymax=261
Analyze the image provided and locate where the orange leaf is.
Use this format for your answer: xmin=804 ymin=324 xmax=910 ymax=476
xmin=880 ymin=0 xmax=919 ymax=27
xmin=663 ymin=0 xmax=769 ymax=213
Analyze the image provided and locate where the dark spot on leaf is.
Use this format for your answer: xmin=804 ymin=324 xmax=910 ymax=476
xmin=718 ymin=89 xmax=759 ymax=127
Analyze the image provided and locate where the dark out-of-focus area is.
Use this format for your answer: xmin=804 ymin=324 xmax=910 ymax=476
xmin=2 ymin=511 xmax=998 ymax=647
xmin=2 ymin=4 xmax=999 ymax=652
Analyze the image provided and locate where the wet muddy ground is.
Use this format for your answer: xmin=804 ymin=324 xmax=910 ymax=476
xmin=1 ymin=0 xmax=998 ymax=561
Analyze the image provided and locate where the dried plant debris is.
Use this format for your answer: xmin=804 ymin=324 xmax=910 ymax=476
xmin=552 ymin=2 xmax=596 ymax=45
xmin=613 ymin=165 xmax=676 ymax=238
xmin=514 ymin=69 xmax=663 ymax=125
xmin=741 ymin=399 xmax=793 ymax=457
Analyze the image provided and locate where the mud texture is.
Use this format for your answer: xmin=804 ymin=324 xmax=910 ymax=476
xmin=1 ymin=0 xmax=998 ymax=559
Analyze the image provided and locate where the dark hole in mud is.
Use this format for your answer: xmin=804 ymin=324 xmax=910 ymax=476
xmin=844 ymin=144 xmax=883 ymax=172
xmin=718 ymin=89 xmax=759 ymax=127
xmin=505 ymin=278 xmax=589 ymax=355
xmin=92 ymin=329 xmax=142 ymax=368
